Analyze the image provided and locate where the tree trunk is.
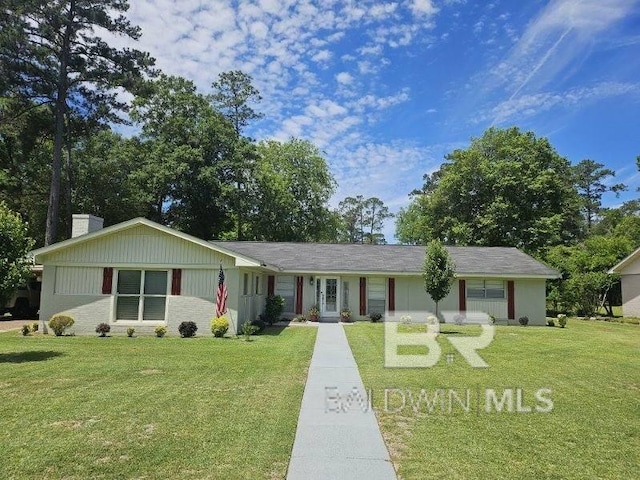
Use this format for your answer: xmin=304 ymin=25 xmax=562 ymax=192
xmin=45 ymin=2 xmax=74 ymax=245
xmin=64 ymin=112 xmax=73 ymax=238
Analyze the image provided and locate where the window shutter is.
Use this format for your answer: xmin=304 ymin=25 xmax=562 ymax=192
xmin=101 ymin=267 xmax=113 ymax=294
xmin=295 ymin=276 xmax=304 ymax=314
xmin=171 ymin=269 xmax=182 ymax=296
xmin=359 ymin=277 xmax=366 ymax=316
xmin=267 ymin=275 xmax=275 ymax=296
xmin=459 ymin=279 xmax=466 ymax=312
xmin=507 ymin=280 xmax=515 ymax=320
xmin=388 ymin=278 xmax=395 ymax=313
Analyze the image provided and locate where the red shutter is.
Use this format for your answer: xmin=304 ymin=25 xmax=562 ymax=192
xmin=388 ymin=278 xmax=395 ymax=313
xmin=171 ymin=269 xmax=182 ymax=296
xmin=267 ymin=275 xmax=275 ymax=296
xmin=295 ymin=276 xmax=303 ymax=314
xmin=359 ymin=277 xmax=367 ymax=316
xmin=507 ymin=280 xmax=515 ymax=320
xmin=101 ymin=268 xmax=113 ymax=294
xmin=458 ymin=279 xmax=466 ymax=313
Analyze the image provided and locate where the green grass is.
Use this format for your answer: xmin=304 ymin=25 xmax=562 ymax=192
xmin=345 ymin=320 xmax=640 ymax=479
xmin=0 ymin=327 xmax=317 ymax=479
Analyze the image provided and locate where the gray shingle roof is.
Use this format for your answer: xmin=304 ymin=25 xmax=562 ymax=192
xmin=210 ymin=241 xmax=559 ymax=277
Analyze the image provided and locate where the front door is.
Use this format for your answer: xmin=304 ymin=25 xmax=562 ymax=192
xmin=317 ymin=277 xmax=340 ymax=318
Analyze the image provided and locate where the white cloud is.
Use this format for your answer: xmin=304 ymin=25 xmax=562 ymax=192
xmin=411 ymin=0 xmax=439 ymax=16
xmin=336 ymin=72 xmax=355 ymax=85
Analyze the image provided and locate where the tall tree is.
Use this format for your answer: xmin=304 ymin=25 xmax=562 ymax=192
xmin=573 ymin=159 xmax=626 ymax=230
xmin=0 ymin=202 xmax=34 ymax=307
xmin=130 ymin=75 xmax=237 ymax=239
xmin=211 ymin=70 xmax=263 ymax=239
xmin=337 ymin=195 xmax=392 ymax=244
xmin=0 ymin=0 xmax=154 ymax=245
xmin=249 ymin=138 xmax=337 ymax=242
xmin=362 ymin=197 xmax=392 ymax=244
xmin=396 ymin=127 xmax=583 ymax=252
xmin=423 ymin=240 xmax=455 ymax=319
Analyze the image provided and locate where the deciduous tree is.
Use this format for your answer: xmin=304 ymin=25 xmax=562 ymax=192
xmin=423 ymin=240 xmax=455 ymax=318
xmin=0 ymin=202 xmax=34 ymax=307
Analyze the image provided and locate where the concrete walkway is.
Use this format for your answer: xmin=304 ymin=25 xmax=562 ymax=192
xmin=287 ymin=323 xmax=397 ymax=480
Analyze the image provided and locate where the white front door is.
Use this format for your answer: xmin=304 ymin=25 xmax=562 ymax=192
xmin=317 ymin=277 xmax=340 ymax=317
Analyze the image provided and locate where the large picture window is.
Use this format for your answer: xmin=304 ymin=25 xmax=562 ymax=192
xmin=467 ymin=280 xmax=505 ymax=299
xmin=116 ymin=270 xmax=168 ymax=322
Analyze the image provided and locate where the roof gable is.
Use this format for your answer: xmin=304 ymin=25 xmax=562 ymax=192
xmin=609 ymin=246 xmax=640 ymax=274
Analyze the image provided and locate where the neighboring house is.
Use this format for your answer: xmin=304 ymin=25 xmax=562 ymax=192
xmin=31 ymin=215 xmax=559 ymax=335
xmin=609 ymin=247 xmax=640 ymax=318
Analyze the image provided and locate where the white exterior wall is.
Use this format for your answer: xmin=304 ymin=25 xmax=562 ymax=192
xmin=621 ymin=274 xmax=640 ymax=318
xmin=38 ymin=224 xmax=241 ymax=335
xmin=513 ymin=278 xmax=547 ymax=326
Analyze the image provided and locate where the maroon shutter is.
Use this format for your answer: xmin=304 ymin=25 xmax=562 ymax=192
xmin=295 ymin=276 xmax=303 ymax=314
xmin=507 ymin=280 xmax=515 ymax=320
xmin=171 ymin=269 xmax=182 ymax=295
xmin=359 ymin=277 xmax=367 ymax=316
xmin=388 ymin=278 xmax=395 ymax=313
xmin=102 ymin=267 xmax=113 ymax=294
xmin=267 ymin=275 xmax=275 ymax=296
xmin=459 ymin=279 xmax=466 ymax=313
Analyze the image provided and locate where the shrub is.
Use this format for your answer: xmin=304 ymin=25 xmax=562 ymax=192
xmin=178 ymin=321 xmax=198 ymax=338
xmin=211 ymin=316 xmax=229 ymax=337
xmin=292 ymin=315 xmax=306 ymax=322
xmin=251 ymin=317 xmax=266 ymax=332
xmin=241 ymin=321 xmax=259 ymax=341
xmin=29 ymin=322 xmax=38 ymax=333
xmin=265 ymin=295 xmax=285 ymax=324
xmin=488 ymin=314 xmax=496 ymax=324
xmin=154 ymin=325 xmax=167 ymax=338
xmin=369 ymin=312 xmax=383 ymax=323
xmin=95 ymin=323 xmax=111 ymax=337
xmin=21 ymin=324 xmax=31 ymax=336
xmin=518 ymin=316 xmax=529 ymax=326
xmin=557 ymin=314 xmax=567 ymax=328
xmin=48 ymin=314 xmax=75 ymax=336
xmin=126 ymin=326 xmax=135 ymax=338
xmin=547 ymin=319 xmax=555 ymax=327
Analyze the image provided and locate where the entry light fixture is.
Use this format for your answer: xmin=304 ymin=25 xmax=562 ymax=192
xmin=309 ymin=276 xmax=314 ymax=285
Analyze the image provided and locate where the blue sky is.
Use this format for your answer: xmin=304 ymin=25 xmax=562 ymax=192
xmin=116 ymin=0 xmax=640 ymax=241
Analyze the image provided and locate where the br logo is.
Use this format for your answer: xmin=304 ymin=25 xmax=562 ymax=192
xmin=384 ymin=311 xmax=495 ymax=368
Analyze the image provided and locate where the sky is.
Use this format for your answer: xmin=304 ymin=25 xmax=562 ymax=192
xmin=114 ymin=0 xmax=640 ymax=241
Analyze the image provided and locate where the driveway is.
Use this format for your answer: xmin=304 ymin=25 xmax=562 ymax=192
xmin=0 ymin=318 xmax=33 ymax=332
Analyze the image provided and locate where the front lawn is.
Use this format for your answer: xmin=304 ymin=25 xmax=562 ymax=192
xmin=345 ymin=320 xmax=640 ymax=479
xmin=0 ymin=327 xmax=317 ymax=479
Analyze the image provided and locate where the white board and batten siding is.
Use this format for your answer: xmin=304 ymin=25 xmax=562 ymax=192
xmin=45 ymin=224 xmax=233 ymax=268
xmin=38 ymin=224 xmax=241 ymax=335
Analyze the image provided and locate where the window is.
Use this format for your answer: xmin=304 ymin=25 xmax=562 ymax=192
xmin=255 ymin=275 xmax=261 ymax=295
xmin=275 ymin=275 xmax=295 ymax=312
xmin=342 ymin=281 xmax=349 ymax=309
xmin=367 ymin=277 xmax=386 ymax=313
xmin=243 ymin=273 xmax=249 ymax=296
xmin=115 ymin=270 xmax=167 ymax=322
xmin=467 ymin=280 xmax=505 ymax=299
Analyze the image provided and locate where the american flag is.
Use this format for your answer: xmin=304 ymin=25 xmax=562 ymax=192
xmin=216 ymin=265 xmax=228 ymax=317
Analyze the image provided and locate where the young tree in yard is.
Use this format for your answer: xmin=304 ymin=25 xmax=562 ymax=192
xmin=0 ymin=1 xmax=155 ymax=245
xmin=573 ymin=159 xmax=626 ymax=230
xmin=0 ymin=202 xmax=34 ymax=307
xmin=423 ymin=240 xmax=456 ymax=319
